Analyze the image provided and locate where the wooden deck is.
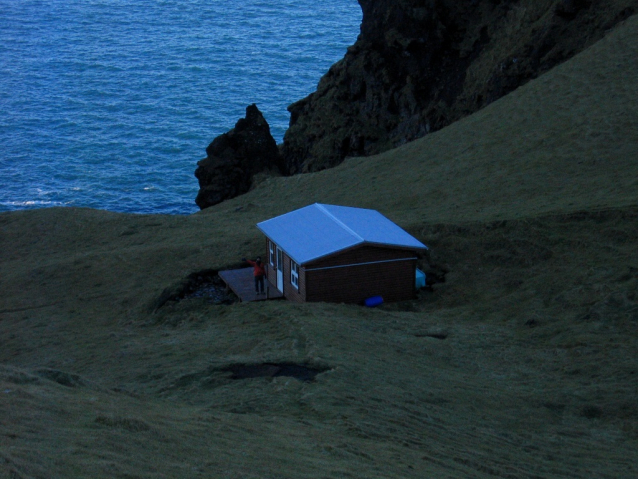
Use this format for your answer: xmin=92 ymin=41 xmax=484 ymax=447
xmin=218 ymin=268 xmax=283 ymax=303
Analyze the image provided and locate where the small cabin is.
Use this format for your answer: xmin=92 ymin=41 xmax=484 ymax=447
xmin=257 ymin=203 xmax=428 ymax=304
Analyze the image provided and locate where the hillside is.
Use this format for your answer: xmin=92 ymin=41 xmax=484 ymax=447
xmin=282 ymin=0 xmax=638 ymax=173
xmin=1 ymin=13 xmax=637 ymax=479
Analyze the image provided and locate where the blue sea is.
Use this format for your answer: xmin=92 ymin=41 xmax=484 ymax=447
xmin=0 ymin=0 xmax=361 ymax=214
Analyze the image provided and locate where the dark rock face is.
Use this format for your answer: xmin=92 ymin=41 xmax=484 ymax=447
xmin=195 ymin=104 xmax=283 ymax=210
xmin=281 ymin=0 xmax=637 ymax=174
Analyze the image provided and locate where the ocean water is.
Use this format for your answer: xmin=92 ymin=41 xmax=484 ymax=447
xmin=0 ymin=0 xmax=361 ymax=214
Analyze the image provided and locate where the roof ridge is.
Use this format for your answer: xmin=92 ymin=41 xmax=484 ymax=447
xmin=315 ymin=203 xmax=364 ymax=243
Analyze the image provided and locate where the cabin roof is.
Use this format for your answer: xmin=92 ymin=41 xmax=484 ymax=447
xmin=256 ymin=203 xmax=428 ymax=265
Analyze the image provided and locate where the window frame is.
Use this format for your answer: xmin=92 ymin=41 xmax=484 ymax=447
xmin=269 ymin=241 xmax=275 ymax=267
xmin=290 ymin=260 xmax=299 ymax=290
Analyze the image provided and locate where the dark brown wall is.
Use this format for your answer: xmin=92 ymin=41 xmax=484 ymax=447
xmin=264 ymin=238 xmax=306 ymax=302
xmin=305 ymin=258 xmax=416 ymax=304
xmin=264 ymin=238 xmax=418 ymax=304
xmin=264 ymin=238 xmax=278 ymax=295
xmin=265 ymin=237 xmax=274 ymax=285
xmin=282 ymin=250 xmax=305 ymax=303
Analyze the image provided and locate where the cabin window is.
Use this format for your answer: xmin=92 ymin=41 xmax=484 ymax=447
xmin=291 ymin=260 xmax=299 ymax=289
xmin=269 ymin=241 xmax=275 ymax=267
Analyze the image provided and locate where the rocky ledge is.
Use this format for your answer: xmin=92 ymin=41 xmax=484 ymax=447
xmin=281 ymin=0 xmax=637 ymax=173
xmin=195 ymin=104 xmax=283 ymax=210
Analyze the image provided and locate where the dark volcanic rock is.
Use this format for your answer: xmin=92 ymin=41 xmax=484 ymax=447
xmin=195 ymin=104 xmax=283 ymax=210
xmin=281 ymin=0 xmax=637 ymax=174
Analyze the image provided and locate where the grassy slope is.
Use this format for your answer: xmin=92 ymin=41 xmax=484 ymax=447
xmin=1 ymin=14 xmax=637 ymax=479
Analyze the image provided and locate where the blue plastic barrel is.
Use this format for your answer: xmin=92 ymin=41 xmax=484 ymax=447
xmin=364 ymin=295 xmax=384 ymax=307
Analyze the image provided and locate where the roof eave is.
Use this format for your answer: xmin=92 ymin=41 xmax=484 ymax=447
xmin=300 ymin=241 xmax=427 ymax=266
xmin=363 ymin=241 xmax=428 ymax=251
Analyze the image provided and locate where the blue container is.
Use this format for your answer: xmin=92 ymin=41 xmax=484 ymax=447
xmin=364 ymin=295 xmax=384 ymax=307
xmin=415 ymin=268 xmax=426 ymax=289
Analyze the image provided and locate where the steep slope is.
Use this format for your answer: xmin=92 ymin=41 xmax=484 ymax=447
xmin=282 ymin=0 xmax=637 ymax=173
xmin=1 ymin=15 xmax=637 ymax=479
xmin=265 ymin=12 xmax=638 ymax=224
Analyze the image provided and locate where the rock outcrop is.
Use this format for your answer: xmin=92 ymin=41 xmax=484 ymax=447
xmin=195 ymin=104 xmax=283 ymax=210
xmin=282 ymin=0 xmax=637 ymax=174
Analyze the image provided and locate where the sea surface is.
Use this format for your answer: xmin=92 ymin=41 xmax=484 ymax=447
xmin=0 ymin=0 xmax=361 ymax=214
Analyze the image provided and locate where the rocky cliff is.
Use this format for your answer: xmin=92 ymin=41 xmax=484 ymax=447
xmin=195 ymin=104 xmax=283 ymax=210
xmin=281 ymin=0 xmax=637 ymax=173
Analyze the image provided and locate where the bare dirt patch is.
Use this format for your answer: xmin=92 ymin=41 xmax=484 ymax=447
xmin=153 ymin=269 xmax=238 ymax=310
xmin=222 ymin=363 xmax=330 ymax=382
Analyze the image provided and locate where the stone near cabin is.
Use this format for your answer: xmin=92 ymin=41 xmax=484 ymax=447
xmin=195 ymin=104 xmax=283 ymax=210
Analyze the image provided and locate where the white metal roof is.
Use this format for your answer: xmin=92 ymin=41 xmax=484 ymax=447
xmin=256 ymin=203 xmax=428 ymax=265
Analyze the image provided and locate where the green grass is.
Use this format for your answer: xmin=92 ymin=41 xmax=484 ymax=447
xmin=1 ymin=14 xmax=637 ymax=479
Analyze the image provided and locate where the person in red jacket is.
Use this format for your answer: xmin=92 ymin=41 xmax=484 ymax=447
xmin=242 ymin=256 xmax=266 ymax=294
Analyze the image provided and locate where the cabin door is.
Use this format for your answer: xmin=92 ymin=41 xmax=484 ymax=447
xmin=276 ymin=247 xmax=284 ymax=293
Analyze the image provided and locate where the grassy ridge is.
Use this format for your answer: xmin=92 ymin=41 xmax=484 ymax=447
xmin=1 ymin=14 xmax=637 ymax=479
xmin=248 ymin=12 xmax=638 ymax=225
